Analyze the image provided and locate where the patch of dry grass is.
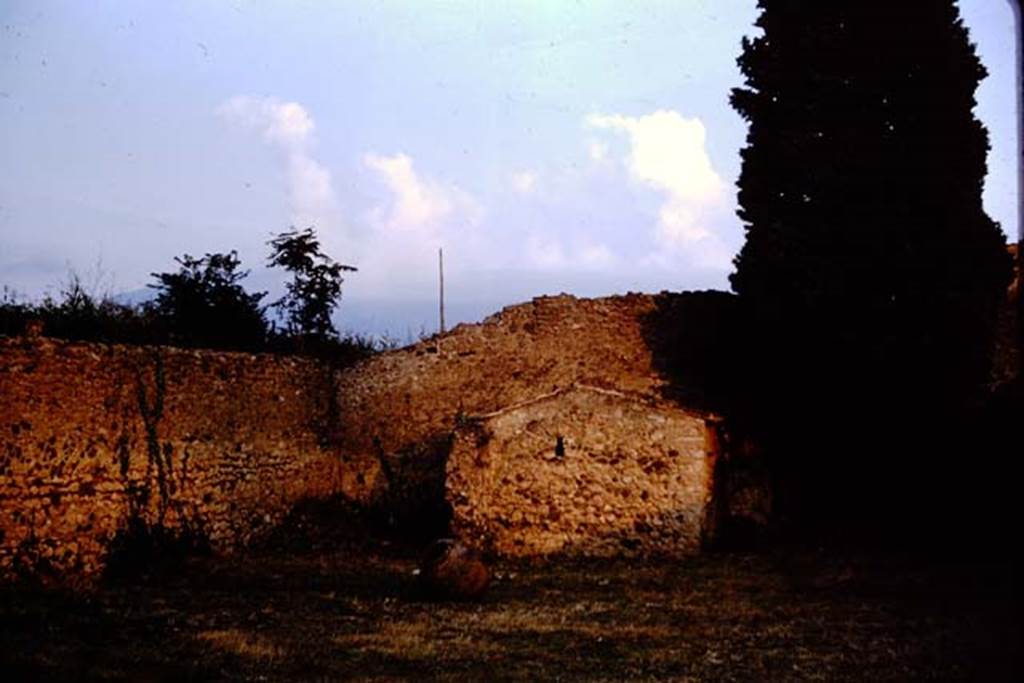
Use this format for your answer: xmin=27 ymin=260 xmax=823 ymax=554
xmin=334 ymin=617 xmax=500 ymax=660
xmin=1 ymin=544 xmax=1016 ymax=681
xmin=198 ymin=628 xmax=283 ymax=660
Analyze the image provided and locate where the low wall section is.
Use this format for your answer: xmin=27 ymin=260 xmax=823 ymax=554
xmin=0 ymin=336 xmax=375 ymax=582
xmin=447 ymin=386 xmax=718 ymax=557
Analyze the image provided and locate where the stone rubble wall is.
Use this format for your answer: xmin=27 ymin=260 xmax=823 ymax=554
xmin=0 ymin=337 xmax=377 ymax=582
xmin=336 ymin=293 xmax=675 ymax=466
xmin=334 ymin=292 xmax=746 ymax=555
xmin=0 ymin=291 xmax=754 ymax=580
xmin=446 ymin=386 xmax=717 ymax=557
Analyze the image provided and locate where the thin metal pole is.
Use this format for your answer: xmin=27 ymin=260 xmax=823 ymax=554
xmin=439 ymin=247 xmax=446 ymax=335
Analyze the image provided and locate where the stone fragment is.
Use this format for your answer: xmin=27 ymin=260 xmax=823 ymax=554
xmin=416 ymin=538 xmax=490 ymax=600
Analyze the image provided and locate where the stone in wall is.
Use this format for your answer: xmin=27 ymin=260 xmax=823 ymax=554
xmin=446 ymin=385 xmax=718 ymax=557
xmin=0 ymin=336 xmax=376 ymax=583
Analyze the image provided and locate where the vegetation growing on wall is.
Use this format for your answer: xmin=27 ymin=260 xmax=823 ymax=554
xmin=0 ymin=278 xmax=156 ymax=346
xmin=267 ymin=227 xmax=357 ymax=347
xmin=148 ymin=251 xmax=269 ymax=352
xmin=0 ymin=227 xmax=378 ymax=367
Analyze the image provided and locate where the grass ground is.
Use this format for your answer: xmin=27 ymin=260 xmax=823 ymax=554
xmin=1 ymin=507 xmax=1017 ymax=681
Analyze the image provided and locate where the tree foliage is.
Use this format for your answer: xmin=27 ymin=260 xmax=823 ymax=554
xmin=1 ymin=273 xmax=153 ymax=344
xmin=148 ymin=251 xmax=268 ymax=351
xmin=2 ymin=243 xmax=378 ymax=365
xmin=267 ymin=227 xmax=356 ymax=344
xmin=729 ymin=1 xmax=1012 ymax=529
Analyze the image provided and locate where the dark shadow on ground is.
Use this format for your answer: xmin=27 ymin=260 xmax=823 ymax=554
xmin=2 ymin=539 xmax=1017 ymax=681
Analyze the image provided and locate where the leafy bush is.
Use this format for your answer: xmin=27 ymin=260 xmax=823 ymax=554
xmin=148 ymin=251 xmax=269 ymax=352
xmin=0 ymin=276 xmax=156 ymax=345
xmin=1 ymin=235 xmax=383 ymax=368
xmin=267 ymin=227 xmax=356 ymax=345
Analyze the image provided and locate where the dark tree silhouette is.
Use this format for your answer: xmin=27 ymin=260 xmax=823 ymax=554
xmin=0 ymin=272 xmax=152 ymax=344
xmin=729 ymin=2 xmax=1012 ymax=533
xmin=267 ymin=227 xmax=356 ymax=345
xmin=148 ymin=251 xmax=268 ymax=351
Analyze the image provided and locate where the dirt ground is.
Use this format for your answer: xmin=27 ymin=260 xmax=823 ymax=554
xmin=1 ymin=507 xmax=1018 ymax=682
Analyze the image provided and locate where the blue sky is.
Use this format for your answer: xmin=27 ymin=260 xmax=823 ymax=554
xmin=1 ymin=1 xmax=1019 ymax=338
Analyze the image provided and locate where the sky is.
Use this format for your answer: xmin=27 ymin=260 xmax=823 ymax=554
xmin=1 ymin=0 xmax=1019 ymax=339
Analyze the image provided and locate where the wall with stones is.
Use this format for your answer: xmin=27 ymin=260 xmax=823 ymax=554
xmin=446 ymin=385 xmax=717 ymax=557
xmin=333 ymin=292 xmax=748 ymax=552
xmin=335 ymin=293 xmax=685 ymax=468
xmin=0 ymin=291 xmax=754 ymax=580
xmin=0 ymin=336 xmax=377 ymax=583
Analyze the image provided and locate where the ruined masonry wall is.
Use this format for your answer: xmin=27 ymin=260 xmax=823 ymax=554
xmin=447 ymin=387 xmax=715 ymax=557
xmin=336 ymin=293 xmax=670 ymax=463
xmin=0 ymin=337 xmax=376 ymax=581
xmin=0 ymin=292 xmax=724 ymax=580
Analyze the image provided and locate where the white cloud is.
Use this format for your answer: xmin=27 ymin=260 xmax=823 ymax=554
xmin=218 ymin=96 xmax=339 ymax=233
xmin=364 ymin=153 xmax=452 ymax=231
xmin=263 ymin=101 xmax=316 ymax=147
xmin=587 ymin=140 xmax=609 ymax=162
xmin=218 ymin=96 xmax=316 ymax=148
xmin=509 ymin=170 xmax=537 ymax=194
xmin=587 ymin=110 xmax=722 ymax=204
xmin=364 ymin=153 xmax=455 ymax=232
xmin=587 ymin=109 xmax=730 ymax=264
xmin=351 ymin=152 xmax=486 ymax=298
xmin=287 ymin=155 xmax=336 ymax=230
xmin=658 ymin=199 xmax=710 ymax=243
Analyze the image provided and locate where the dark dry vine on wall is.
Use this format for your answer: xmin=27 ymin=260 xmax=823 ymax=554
xmin=307 ymin=364 xmax=343 ymax=450
xmin=106 ymin=351 xmax=208 ymax=578
xmin=134 ymin=351 xmax=168 ymax=523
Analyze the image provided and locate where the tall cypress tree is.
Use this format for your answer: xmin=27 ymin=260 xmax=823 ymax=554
xmin=729 ymin=2 xmax=1012 ymax=528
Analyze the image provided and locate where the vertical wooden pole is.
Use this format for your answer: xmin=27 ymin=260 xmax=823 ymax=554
xmin=439 ymin=247 xmax=446 ymax=336
xmin=1013 ymin=0 xmax=1023 ymax=379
